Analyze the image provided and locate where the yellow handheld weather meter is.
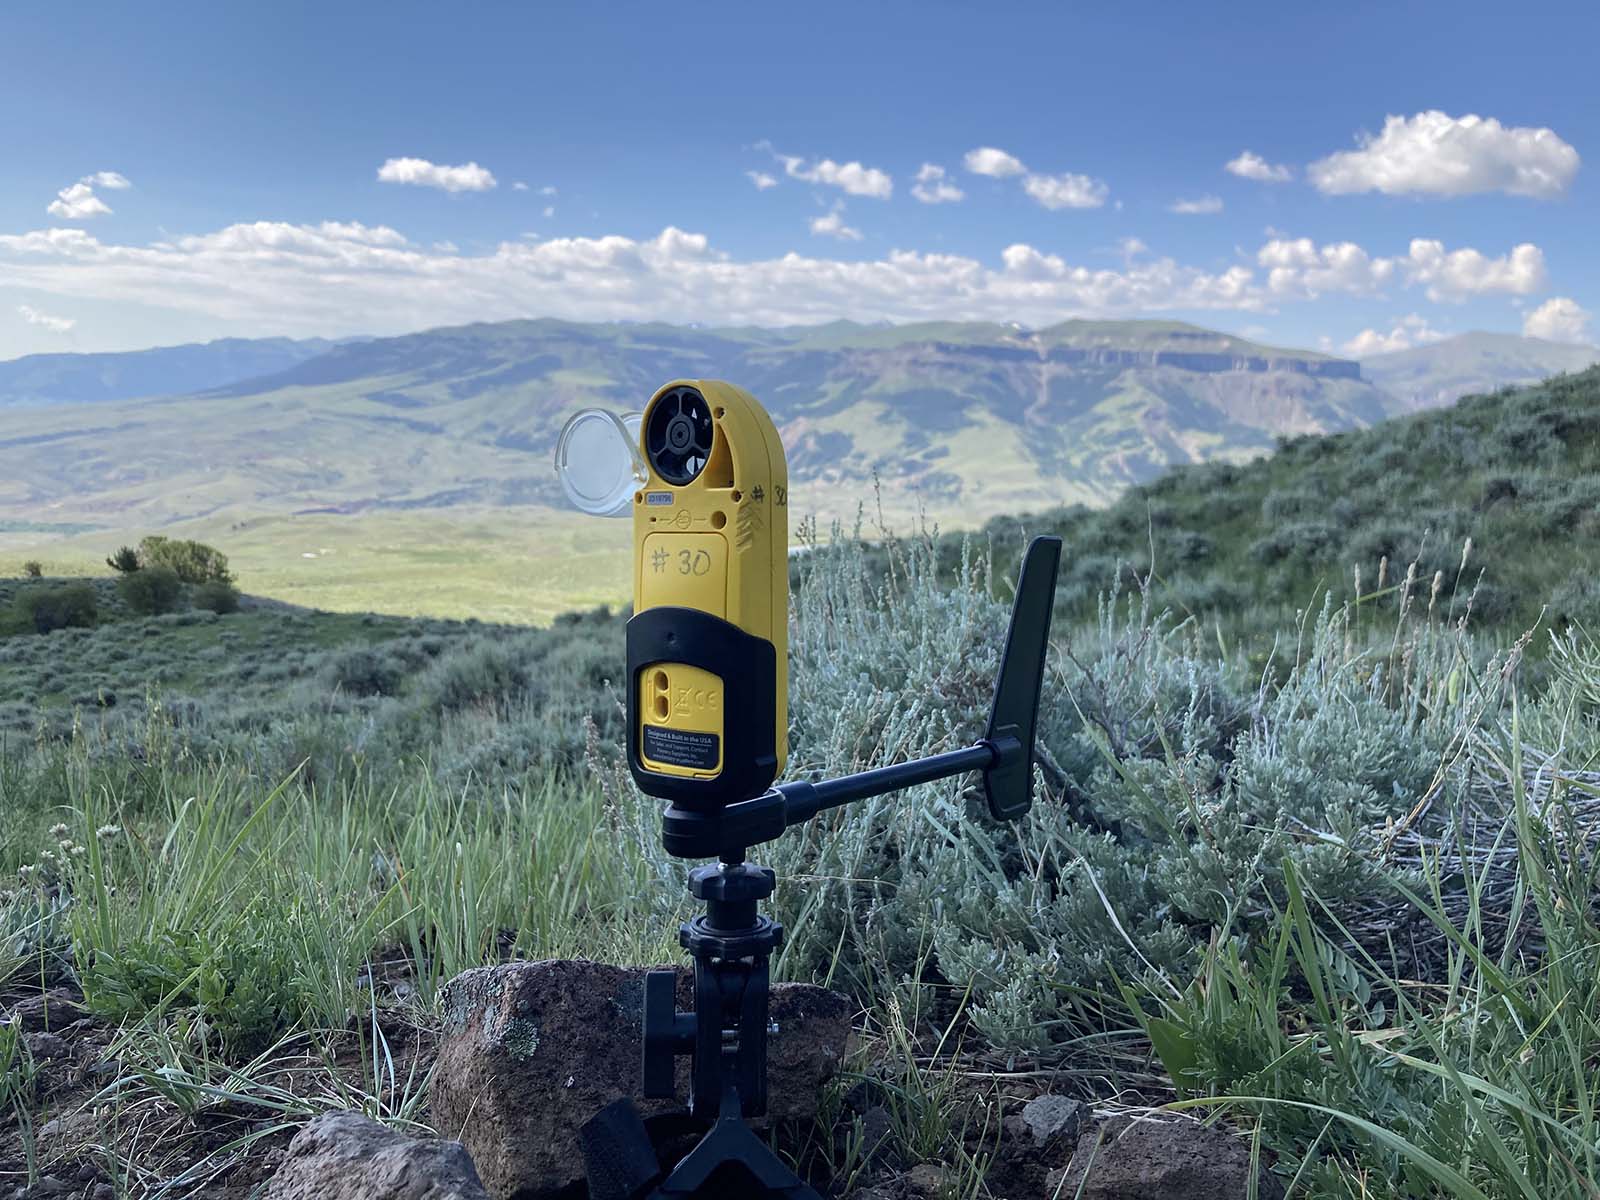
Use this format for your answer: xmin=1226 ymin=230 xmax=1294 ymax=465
xmin=626 ymin=381 xmax=788 ymax=805
xmin=553 ymin=379 xmax=788 ymax=806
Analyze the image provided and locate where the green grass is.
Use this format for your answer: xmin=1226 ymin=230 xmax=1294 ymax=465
xmin=3 ymin=505 xmax=632 ymax=624
xmin=5 ymin=371 xmax=1600 ymax=1195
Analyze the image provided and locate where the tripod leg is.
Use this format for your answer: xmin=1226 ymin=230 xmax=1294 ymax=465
xmin=737 ymin=955 xmax=770 ymax=1117
xmin=581 ymin=1099 xmax=664 ymax=1200
xmin=652 ymin=1115 xmax=822 ymax=1200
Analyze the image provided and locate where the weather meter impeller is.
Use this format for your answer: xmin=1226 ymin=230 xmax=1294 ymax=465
xmin=555 ymin=380 xmax=1061 ymax=1200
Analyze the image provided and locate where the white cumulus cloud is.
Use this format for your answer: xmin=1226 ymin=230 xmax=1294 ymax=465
xmin=512 ymin=182 xmax=529 ymax=191
xmin=1523 ymin=296 xmax=1593 ymax=344
xmin=17 ymin=304 xmax=75 ymax=333
xmin=1169 ymin=195 xmax=1223 ymax=215
xmin=48 ymin=184 xmax=112 ymax=220
xmin=911 ymin=164 xmax=963 ymax=204
xmin=1308 ymin=111 xmax=1579 ymax=198
xmin=1022 ymin=172 xmax=1108 ymax=210
xmin=962 ymin=147 xmax=1107 ymax=209
xmin=376 ymin=157 xmax=497 ymax=192
xmin=761 ymin=143 xmax=892 ymax=198
xmin=747 ymin=170 xmax=778 ymax=191
xmin=1259 ymin=238 xmax=1394 ymax=297
xmin=1226 ymin=151 xmax=1293 ymax=183
xmin=809 ymin=208 xmax=862 ymax=241
xmin=47 ymin=171 xmax=131 ymax=220
xmin=1404 ymin=238 xmax=1545 ymax=301
xmin=963 ymin=147 xmax=1026 ymax=178
xmin=1341 ymin=313 xmax=1447 ymax=357
xmin=1259 ymin=236 xmax=1545 ymax=302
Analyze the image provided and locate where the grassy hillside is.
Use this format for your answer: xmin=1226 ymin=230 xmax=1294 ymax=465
xmin=3 ymin=506 xmax=631 ymax=625
xmin=981 ymin=363 xmax=1600 ymax=645
xmin=0 ymin=317 xmax=1388 ymax=541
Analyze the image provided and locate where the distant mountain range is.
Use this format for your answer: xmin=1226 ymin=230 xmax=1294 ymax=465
xmin=0 ymin=336 xmax=338 ymax=409
xmin=1361 ymin=332 xmax=1598 ymax=411
xmin=0 ymin=319 xmax=1591 ymax=533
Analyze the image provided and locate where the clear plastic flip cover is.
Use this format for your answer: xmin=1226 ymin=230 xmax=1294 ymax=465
xmin=555 ymin=409 xmax=645 ymax=516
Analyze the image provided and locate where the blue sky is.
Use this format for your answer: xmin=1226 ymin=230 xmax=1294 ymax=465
xmin=1 ymin=0 xmax=1596 ymax=359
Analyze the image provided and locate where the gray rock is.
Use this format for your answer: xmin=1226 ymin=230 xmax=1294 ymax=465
xmin=264 ymin=1111 xmax=488 ymax=1200
xmin=5 ymin=990 xmax=89 ymax=1033
xmin=21 ymin=1031 xmax=71 ymax=1062
xmin=1021 ymin=1094 xmax=1087 ymax=1151
xmin=431 ymin=959 xmax=854 ymax=1200
xmin=1050 ymin=1115 xmax=1285 ymax=1200
xmin=38 ymin=1107 xmax=101 ymax=1145
xmin=901 ymin=1164 xmax=946 ymax=1199
xmin=857 ymin=1104 xmax=897 ymax=1163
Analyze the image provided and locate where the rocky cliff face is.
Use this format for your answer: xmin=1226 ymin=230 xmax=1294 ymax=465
xmin=898 ymin=339 xmax=1360 ymax=379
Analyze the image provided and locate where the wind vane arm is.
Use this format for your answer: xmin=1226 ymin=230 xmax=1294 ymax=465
xmin=777 ymin=534 xmax=1064 ymax=828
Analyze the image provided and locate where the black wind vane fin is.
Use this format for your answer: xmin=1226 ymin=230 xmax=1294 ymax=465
xmin=982 ymin=535 xmax=1063 ymax=821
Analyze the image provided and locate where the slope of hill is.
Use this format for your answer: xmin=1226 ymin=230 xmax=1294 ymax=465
xmin=982 ymin=364 xmax=1600 ymax=641
xmin=1363 ymin=332 xmax=1598 ymax=412
xmin=0 ymin=317 xmax=1390 ymax=532
xmin=0 ymin=335 xmax=338 ymax=410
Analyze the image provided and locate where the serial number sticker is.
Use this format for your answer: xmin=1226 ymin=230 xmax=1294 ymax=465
xmin=645 ymin=491 xmax=675 ymax=506
xmin=643 ymin=725 xmax=720 ymax=771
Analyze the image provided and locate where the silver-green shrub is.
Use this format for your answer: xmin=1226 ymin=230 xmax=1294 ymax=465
xmin=616 ymin=527 xmax=1521 ymax=1053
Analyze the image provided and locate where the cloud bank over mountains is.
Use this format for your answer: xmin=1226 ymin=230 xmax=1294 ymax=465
xmin=0 ymin=218 xmax=1556 ymax=343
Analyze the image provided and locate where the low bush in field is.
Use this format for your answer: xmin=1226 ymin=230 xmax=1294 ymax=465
xmin=192 ymin=578 xmax=241 ymax=614
xmin=136 ymin=535 xmax=233 ymax=585
xmin=321 ymin=645 xmax=411 ymax=697
xmin=118 ymin=564 xmax=184 ymax=616
xmin=14 ymin=581 xmax=98 ymax=633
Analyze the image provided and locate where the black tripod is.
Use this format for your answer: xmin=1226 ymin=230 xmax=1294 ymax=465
xmin=582 ymin=536 xmax=1062 ymax=1200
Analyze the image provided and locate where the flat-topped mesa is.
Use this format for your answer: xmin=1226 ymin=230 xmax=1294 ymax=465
xmin=904 ymin=339 xmax=1362 ymax=379
xmin=1047 ymin=346 xmax=1361 ymax=378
